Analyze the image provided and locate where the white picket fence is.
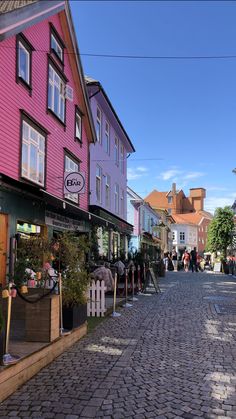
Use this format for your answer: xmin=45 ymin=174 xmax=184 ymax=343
xmin=87 ymin=280 xmax=107 ymax=317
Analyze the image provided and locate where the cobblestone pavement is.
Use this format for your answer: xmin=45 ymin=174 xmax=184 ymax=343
xmin=1 ymin=271 xmax=236 ymax=419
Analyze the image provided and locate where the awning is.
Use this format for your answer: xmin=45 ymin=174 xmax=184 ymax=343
xmin=89 ymin=205 xmax=133 ymax=234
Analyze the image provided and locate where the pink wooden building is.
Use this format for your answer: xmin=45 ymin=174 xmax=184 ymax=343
xmin=0 ymin=0 xmax=111 ymax=285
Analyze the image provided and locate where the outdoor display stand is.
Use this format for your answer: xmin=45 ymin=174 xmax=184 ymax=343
xmin=123 ymin=268 xmax=132 ymax=308
xmin=58 ymin=273 xmax=71 ymax=336
xmin=111 ymin=272 xmax=121 ymax=318
xmin=2 ymin=282 xmax=20 ymax=366
xmin=129 ymin=266 xmax=138 ymax=302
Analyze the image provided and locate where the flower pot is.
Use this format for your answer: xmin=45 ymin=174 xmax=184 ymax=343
xmin=62 ymin=304 xmax=87 ymax=330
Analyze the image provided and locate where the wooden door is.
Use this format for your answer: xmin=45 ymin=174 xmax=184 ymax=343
xmin=0 ymin=214 xmax=8 ymax=286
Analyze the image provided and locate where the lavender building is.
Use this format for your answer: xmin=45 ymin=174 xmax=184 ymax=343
xmin=86 ymin=77 xmax=135 ymax=260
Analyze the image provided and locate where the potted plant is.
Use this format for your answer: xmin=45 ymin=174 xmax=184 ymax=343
xmin=52 ymin=232 xmax=90 ymax=330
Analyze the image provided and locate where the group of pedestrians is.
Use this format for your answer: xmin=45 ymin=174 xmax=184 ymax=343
xmin=163 ymin=247 xmax=201 ymax=273
xmin=182 ymin=247 xmax=199 ymax=272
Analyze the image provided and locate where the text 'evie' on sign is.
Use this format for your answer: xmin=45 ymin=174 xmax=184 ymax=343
xmin=64 ymin=172 xmax=86 ymax=194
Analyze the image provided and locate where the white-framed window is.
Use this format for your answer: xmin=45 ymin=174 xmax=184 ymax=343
xmin=120 ymin=189 xmax=124 ymax=217
xmin=65 ymin=155 xmax=79 ymax=203
xmin=115 ymin=137 xmax=119 ymax=166
xmin=168 ymin=196 xmax=173 ymax=204
xmin=120 ymin=144 xmax=125 ymax=174
xmin=96 ymin=107 xmax=102 ymax=143
xmin=172 ymin=232 xmax=175 ymax=241
xmin=51 ymin=33 xmax=63 ymax=61
xmin=21 ymin=120 xmax=45 ymax=186
xmin=96 ymin=165 xmax=102 ymax=203
xmin=104 ymin=121 xmax=110 ymax=154
xmin=180 ymin=232 xmax=185 ymax=243
xmin=18 ymin=41 xmax=30 ymax=85
xmin=75 ymin=107 xmax=82 ymax=142
xmin=142 ymin=210 xmax=145 ymax=230
xmin=105 ymin=174 xmax=110 ymax=208
xmin=114 ymin=183 xmax=119 ymax=214
xmin=202 ymin=238 xmax=204 ymax=244
xmin=48 ymin=64 xmax=65 ymax=122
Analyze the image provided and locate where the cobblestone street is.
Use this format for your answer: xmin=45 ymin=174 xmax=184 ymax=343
xmin=1 ymin=271 xmax=236 ymax=419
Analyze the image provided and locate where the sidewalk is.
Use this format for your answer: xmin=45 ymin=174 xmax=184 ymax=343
xmin=1 ymin=271 xmax=236 ymax=418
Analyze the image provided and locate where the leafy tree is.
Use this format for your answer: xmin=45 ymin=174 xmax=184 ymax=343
xmin=206 ymin=206 xmax=235 ymax=259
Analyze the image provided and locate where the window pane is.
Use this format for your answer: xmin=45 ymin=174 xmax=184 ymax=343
xmin=22 ymin=122 xmax=29 ymax=140
xmin=38 ymin=154 xmax=44 ymax=184
xmin=48 ymin=65 xmax=65 ymax=122
xmin=30 ymin=144 xmax=37 ymax=181
xmin=22 ymin=143 xmax=28 ymax=176
xmin=19 ymin=43 xmax=29 ymax=83
xmin=76 ymin=113 xmax=81 ymax=140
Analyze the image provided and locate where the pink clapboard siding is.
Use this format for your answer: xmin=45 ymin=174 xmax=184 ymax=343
xmin=0 ymin=14 xmax=89 ymax=210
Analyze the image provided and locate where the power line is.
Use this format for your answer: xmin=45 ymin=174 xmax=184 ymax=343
xmin=1 ymin=44 xmax=236 ymax=60
xmin=81 ymin=53 xmax=236 ymax=60
xmin=91 ymin=158 xmax=164 ymax=162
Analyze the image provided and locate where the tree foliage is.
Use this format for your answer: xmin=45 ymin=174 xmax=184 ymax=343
xmin=206 ymin=206 xmax=235 ymax=258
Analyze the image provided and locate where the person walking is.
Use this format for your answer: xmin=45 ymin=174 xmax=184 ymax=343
xmin=182 ymin=250 xmax=190 ymax=272
xmin=172 ymin=250 xmax=178 ymax=272
xmin=190 ymin=247 xmax=198 ymax=272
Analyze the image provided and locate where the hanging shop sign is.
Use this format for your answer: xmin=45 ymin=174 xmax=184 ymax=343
xmin=45 ymin=211 xmax=88 ymax=232
xmin=64 ymin=172 xmax=85 ymax=194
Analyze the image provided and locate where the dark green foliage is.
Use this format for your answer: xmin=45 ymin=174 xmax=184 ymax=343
xmin=206 ymin=206 xmax=235 ymax=259
xmin=53 ymin=232 xmax=90 ymax=307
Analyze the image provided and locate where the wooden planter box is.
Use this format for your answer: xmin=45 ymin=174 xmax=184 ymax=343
xmin=2 ymin=290 xmax=60 ymax=344
xmin=63 ymin=304 xmax=87 ymax=330
xmin=25 ymin=294 xmax=60 ymax=342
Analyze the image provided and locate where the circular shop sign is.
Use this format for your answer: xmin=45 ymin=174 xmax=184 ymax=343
xmin=64 ymin=172 xmax=85 ymax=194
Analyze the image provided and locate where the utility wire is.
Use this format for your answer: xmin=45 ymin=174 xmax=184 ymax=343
xmin=91 ymin=158 xmax=164 ymax=162
xmin=1 ymin=44 xmax=236 ymax=60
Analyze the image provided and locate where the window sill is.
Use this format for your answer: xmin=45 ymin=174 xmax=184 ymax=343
xmin=17 ymin=77 xmax=32 ymax=96
xmin=47 ymin=108 xmax=66 ymax=129
xmin=75 ymin=138 xmax=83 ymax=147
xmin=20 ymin=175 xmax=45 ymax=189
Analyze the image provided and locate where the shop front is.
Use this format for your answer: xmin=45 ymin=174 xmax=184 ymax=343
xmin=0 ymin=175 xmax=46 ymax=286
xmin=89 ymin=206 xmax=133 ymax=260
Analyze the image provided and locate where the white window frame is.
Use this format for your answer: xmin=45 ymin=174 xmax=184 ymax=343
xmin=64 ymin=155 xmax=79 ymax=203
xmin=96 ymin=107 xmax=102 ymax=144
xmin=21 ymin=120 xmax=45 ymax=186
xmin=180 ymin=232 xmax=185 ymax=243
xmin=96 ymin=165 xmax=102 ymax=203
xmin=168 ymin=196 xmax=173 ymax=204
xmin=48 ymin=64 xmax=65 ymax=122
xmin=120 ymin=144 xmax=125 ymax=174
xmin=114 ymin=183 xmax=119 ymax=214
xmin=105 ymin=174 xmax=110 ymax=208
xmin=51 ymin=33 xmax=63 ymax=61
xmin=104 ymin=121 xmax=110 ymax=154
xmin=115 ymin=137 xmax=119 ymax=166
xmin=120 ymin=189 xmax=124 ymax=217
xmin=75 ymin=109 xmax=82 ymax=142
xmin=172 ymin=232 xmax=175 ymax=241
xmin=18 ymin=41 xmax=30 ymax=85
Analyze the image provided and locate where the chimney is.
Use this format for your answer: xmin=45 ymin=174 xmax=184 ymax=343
xmin=172 ymin=183 xmax=176 ymax=196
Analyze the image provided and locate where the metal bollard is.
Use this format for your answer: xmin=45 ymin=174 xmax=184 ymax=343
xmin=137 ymin=265 xmax=142 ymax=294
xmin=129 ymin=266 xmax=138 ymax=302
xmin=123 ymin=268 xmax=132 ymax=308
xmin=58 ymin=273 xmax=71 ymax=336
xmin=2 ymin=282 xmax=20 ymax=365
xmin=111 ymin=272 xmax=121 ymax=317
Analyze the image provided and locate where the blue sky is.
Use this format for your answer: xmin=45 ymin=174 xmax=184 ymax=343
xmin=70 ymin=1 xmax=236 ymax=214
